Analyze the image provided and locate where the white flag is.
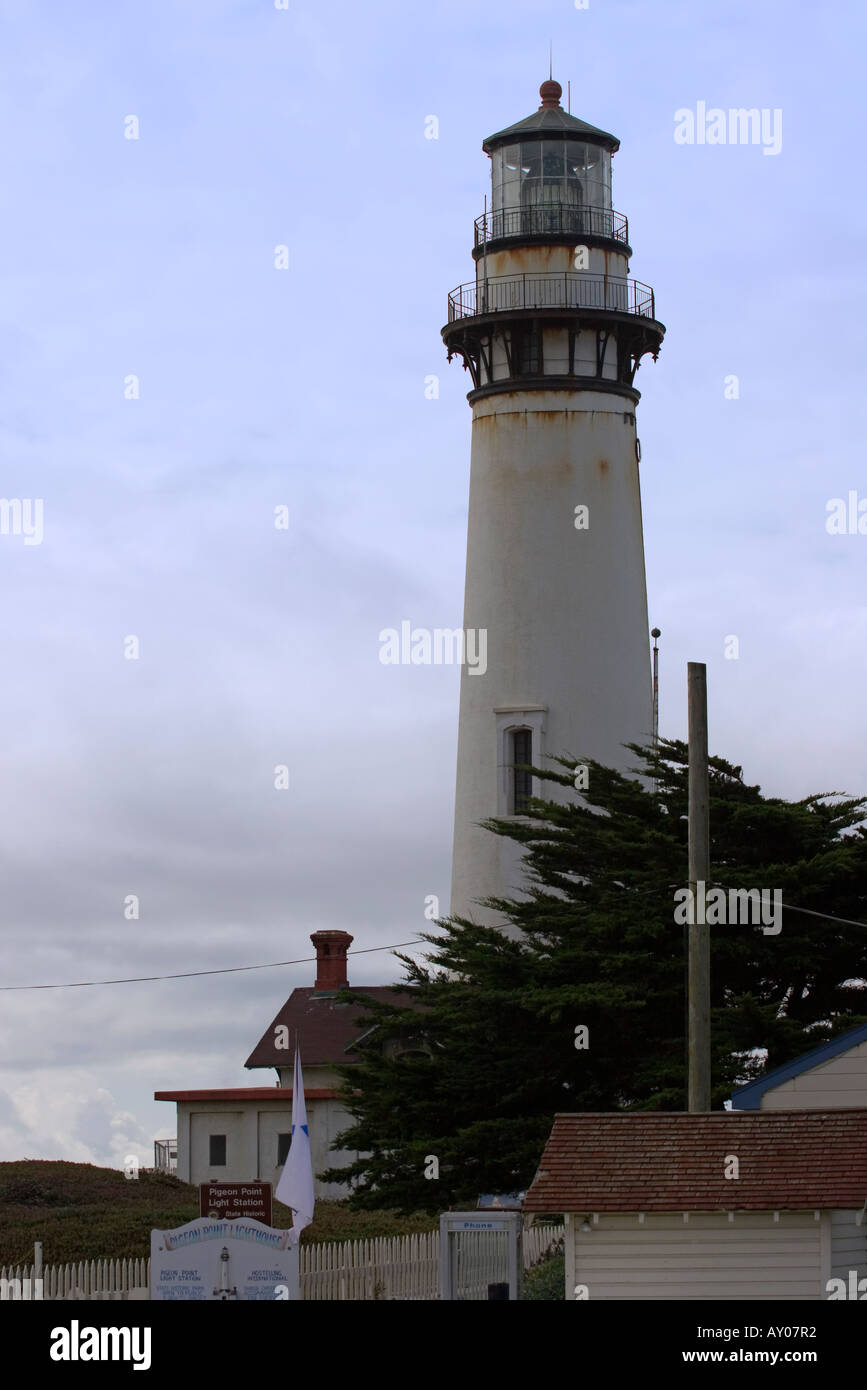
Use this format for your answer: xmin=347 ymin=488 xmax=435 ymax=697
xmin=275 ymin=1045 xmax=315 ymax=1245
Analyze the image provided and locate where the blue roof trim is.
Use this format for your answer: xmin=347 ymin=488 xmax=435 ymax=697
xmin=730 ymin=1021 xmax=867 ymax=1109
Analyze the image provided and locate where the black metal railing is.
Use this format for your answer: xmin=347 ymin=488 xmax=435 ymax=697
xmin=474 ymin=204 xmax=628 ymax=248
xmin=447 ymin=272 xmax=655 ymax=323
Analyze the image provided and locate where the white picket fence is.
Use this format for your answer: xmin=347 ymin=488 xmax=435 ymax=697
xmin=0 ymin=1258 xmax=149 ymax=1301
xmin=303 ymin=1233 xmax=439 ymax=1301
xmin=0 ymin=1223 xmax=562 ymax=1302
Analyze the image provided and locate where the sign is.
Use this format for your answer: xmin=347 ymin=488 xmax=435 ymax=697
xmin=151 ymin=1217 xmax=299 ymax=1301
xmin=199 ymin=1181 xmax=272 ymax=1225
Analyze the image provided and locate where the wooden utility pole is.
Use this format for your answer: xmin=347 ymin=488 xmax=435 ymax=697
xmin=651 ymin=627 xmax=661 ymax=795
xmin=687 ymin=662 xmax=710 ymax=1111
xmin=651 ymin=628 xmax=661 ymax=752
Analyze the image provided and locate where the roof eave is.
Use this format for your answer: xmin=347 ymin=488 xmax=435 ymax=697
xmin=482 ymin=111 xmax=619 ymax=155
xmin=729 ymin=1021 xmax=867 ymax=1110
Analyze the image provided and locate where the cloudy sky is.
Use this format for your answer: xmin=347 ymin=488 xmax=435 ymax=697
xmin=0 ymin=0 xmax=864 ymax=1170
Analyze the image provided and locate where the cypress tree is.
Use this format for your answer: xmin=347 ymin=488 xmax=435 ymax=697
xmin=321 ymin=739 xmax=867 ymax=1210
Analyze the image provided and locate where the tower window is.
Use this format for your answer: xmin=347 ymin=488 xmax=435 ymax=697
xmin=277 ymin=1132 xmax=291 ymax=1166
xmin=209 ymin=1134 xmax=227 ymax=1166
xmin=510 ymin=728 xmax=533 ymax=814
xmin=517 ymin=327 xmax=540 ymax=375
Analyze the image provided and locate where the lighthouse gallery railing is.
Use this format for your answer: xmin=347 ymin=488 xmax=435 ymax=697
xmin=474 ymin=204 xmax=628 ymax=248
xmin=448 ymin=272 xmax=656 ymax=323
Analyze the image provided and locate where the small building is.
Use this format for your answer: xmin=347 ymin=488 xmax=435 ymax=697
xmin=523 ymin=1111 xmax=867 ymax=1300
xmin=730 ymin=1021 xmax=867 ymax=1111
xmin=156 ymin=930 xmax=415 ymax=1197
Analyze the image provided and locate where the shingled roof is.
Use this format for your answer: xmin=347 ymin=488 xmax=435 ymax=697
xmin=245 ymin=986 xmax=417 ymax=1069
xmin=244 ymin=929 xmax=422 ymax=1069
xmin=524 ymin=1111 xmax=867 ymax=1212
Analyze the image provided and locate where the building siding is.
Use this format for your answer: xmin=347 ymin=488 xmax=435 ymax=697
xmin=569 ymin=1212 xmax=822 ymax=1300
xmin=829 ymin=1209 xmax=867 ymax=1286
xmin=176 ymin=1099 xmax=358 ymax=1199
xmin=759 ymin=1042 xmax=867 ymax=1109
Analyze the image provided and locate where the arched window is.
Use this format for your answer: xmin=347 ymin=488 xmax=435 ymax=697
xmin=510 ymin=727 xmax=533 ymax=814
xmin=496 ymin=707 xmax=546 ymax=817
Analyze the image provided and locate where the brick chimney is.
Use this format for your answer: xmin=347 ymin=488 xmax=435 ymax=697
xmin=310 ymin=930 xmax=353 ymax=993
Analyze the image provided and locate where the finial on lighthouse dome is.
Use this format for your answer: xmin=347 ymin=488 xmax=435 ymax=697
xmin=539 ymin=78 xmax=562 ymax=109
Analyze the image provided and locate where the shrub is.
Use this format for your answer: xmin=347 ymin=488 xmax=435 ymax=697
xmin=522 ymin=1252 xmax=565 ymax=1300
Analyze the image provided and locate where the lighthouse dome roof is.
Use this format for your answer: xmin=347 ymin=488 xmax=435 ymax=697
xmin=483 ymin=80 xmax=619 ymax=154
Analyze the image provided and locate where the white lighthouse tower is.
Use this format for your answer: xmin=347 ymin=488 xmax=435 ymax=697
xmin=444 ymin=79 xmax=665 ymax=930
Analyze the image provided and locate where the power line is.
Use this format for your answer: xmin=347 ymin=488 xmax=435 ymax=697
xmin=0 ymin=938 xmax=433 ymax=993
xmin=703 ymin=883 xmax=867 ymax=931
xmin=3 ymin=894 xmax=866 ymax=994
xmin=661 ymin=882 xmax=867 ymax=931
xmin=780 ymin=902 xmax=867 ymax=931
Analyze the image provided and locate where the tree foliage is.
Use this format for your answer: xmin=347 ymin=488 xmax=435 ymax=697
xmin=321 ymin=740 xmax=867 ymax=1210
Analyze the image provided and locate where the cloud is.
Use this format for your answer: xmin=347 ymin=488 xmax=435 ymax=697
xmin=0 ymin=1073 xmax=153 ymax=1169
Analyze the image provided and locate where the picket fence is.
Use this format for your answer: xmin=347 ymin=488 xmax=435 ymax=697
xmin=0 ymin=1223 xmax=563 ymax=1302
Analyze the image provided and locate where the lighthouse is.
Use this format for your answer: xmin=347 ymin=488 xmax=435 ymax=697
xmin=444 ymin=79 xmax=665 ymax=930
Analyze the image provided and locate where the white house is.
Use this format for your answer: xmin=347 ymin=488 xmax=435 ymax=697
xmin=524 ymin=1110 xmax=867 ymax=1300
xmin=156 ymin=930 xmax=417 ymax=1198
xmin=730 ymin=1021 xmax=867 ymax=1111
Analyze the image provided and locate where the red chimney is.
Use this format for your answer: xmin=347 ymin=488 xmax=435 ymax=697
xmin=310 ymin=930 xmax=353 ymax=992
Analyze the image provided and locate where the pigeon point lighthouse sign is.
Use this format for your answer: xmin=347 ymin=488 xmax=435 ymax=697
xmin=443 ymin=80 xmax=665 ymax=929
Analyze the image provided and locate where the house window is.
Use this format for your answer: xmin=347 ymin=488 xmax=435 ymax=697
xmin=277 ymin=1132 xmax=292 ymax=1166
xmin=209 ymin=1134 xmax=227 ymax=1167
xmin=510 ymin=728 xmax=533 ymax=813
